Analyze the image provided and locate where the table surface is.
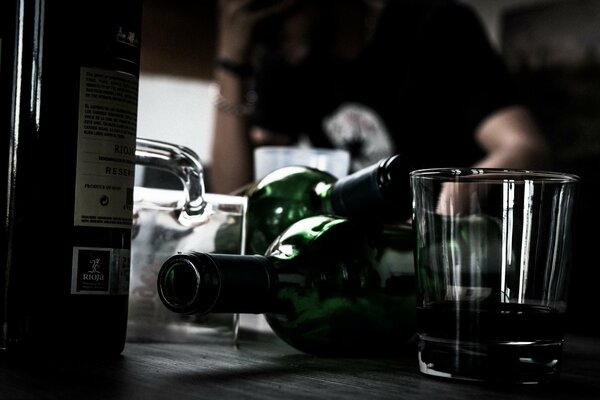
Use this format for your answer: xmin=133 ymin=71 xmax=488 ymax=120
xmin=1 ymin=329 xmax=599 ymax=400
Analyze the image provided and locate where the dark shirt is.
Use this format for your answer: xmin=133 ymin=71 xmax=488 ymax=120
xmin=251 ymin=0 xmax=517 ymax=171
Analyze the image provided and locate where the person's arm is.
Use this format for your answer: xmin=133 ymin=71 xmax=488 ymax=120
xmin=435 ymin=105 xmax=551 ymax=216
xmin=210 ymin=70 xmax=254 ymax=194
xmin=424 ymin=2 xmax=551 ymax=171
xmin=209 ymin=0 xmax=296 ymax=194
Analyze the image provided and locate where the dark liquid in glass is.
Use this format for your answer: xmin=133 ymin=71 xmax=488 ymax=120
xmin=417 ymin=301 xmax=565 ymax=383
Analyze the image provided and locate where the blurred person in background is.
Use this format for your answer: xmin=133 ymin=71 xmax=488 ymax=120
xmin=209 ymin=0 xmax=551 ymax=194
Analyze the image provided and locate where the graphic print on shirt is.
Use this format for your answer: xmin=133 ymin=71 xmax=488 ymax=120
xmin=323 ymin=103 xmax=394 ymax=171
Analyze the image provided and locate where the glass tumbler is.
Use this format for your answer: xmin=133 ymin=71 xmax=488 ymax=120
xmin=410 ymin=168 xmax=579 ymax=384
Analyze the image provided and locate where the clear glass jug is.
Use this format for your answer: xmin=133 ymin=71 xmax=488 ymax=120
xmin=128 ymin=138 xmax=246 ymax=344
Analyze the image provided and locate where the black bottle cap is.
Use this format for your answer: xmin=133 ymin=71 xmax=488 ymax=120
xmin=330 ymin=154 xmax=413 ymax=222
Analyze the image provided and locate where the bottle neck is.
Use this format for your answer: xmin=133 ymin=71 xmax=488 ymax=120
xmin=329 ymin=155 xmax=413 ymax=221
xmin=158 ymin=252 xmax=277 ymax=315
xmin=318 ymin=182 xmax=337 ymax=215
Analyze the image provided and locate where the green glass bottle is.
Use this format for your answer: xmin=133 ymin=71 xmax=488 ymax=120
xmin=244 ymin=154 xmax=414 ymax=255
xmin=158 ymin=215 xmax=416 ymax=356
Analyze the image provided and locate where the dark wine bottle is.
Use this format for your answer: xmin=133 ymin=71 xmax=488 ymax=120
xmin=243 ymin=154 xmax=414 ymax=255
xmin=1 ymin=0 xmax=142 ymax=355
xmin=158 ymin=215 xmax=416 ymax=356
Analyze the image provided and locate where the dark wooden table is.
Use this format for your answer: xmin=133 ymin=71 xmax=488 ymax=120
xmin=1 ymin=330 xmax=599 ymax=400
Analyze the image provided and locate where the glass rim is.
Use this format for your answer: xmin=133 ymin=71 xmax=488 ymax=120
xmin=409 ymin=167 xmax=580 ymax=183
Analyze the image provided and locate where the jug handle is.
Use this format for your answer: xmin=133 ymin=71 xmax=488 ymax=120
xmin=134 ymin=137 xmax=207 ymax=221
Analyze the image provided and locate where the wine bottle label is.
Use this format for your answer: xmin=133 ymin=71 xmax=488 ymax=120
xmin=70 ymin=67 xmax=137 ymax=296
xmin=73 ymin=67 xmax=138 ymax=228
xmin=71 ymin=247 xmax=131 ymax=295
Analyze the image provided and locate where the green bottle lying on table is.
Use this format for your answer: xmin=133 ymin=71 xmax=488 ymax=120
xmin=158 ymin=215 xmax=416 ymax=356
xmin=241 ymin=154 xmax=414 ymax=256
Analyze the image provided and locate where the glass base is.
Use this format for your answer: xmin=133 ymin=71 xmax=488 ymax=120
xmin=417 ymin=335 xmax=563 ymax=384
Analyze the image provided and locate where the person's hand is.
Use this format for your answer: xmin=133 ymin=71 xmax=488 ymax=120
xmin=217 ymin=0 xmax=296 ymax=64
xmin=435 ymin=181 xmax=470 ymax=216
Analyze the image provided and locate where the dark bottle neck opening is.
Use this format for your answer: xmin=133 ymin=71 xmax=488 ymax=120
xmin=158 ymin=252 xmax=277 ymax=315
xmin=158 ymin=253 xmax=220 ymax=315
